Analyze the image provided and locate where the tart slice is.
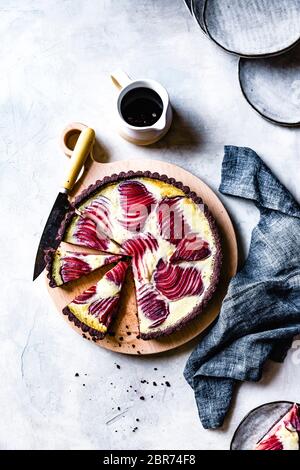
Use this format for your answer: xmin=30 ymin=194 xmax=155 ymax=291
xmin=255 ymin=403 xmax=300 ymax=450
xmin=62 ymin=260 xmax=129 ymax=339
xmin=45 ymin=248 xmax=122 ymax=287
xmin=62 ymin=195 xmax=122 ymax=253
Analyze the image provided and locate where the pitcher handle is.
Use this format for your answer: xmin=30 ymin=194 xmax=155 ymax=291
xmin=110 ymin=70 xmax=132 ymax=90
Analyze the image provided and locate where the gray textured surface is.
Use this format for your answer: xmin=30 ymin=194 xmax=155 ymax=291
xmin=231 ymin=402 xmax=295 ymax=450
xmin=1 ymin=0 xmax=300 ymax=450
xmin=205 ymin=0 xmax=300 ymax=57
xmin=239 ymin=45 xmax=300 ymax=125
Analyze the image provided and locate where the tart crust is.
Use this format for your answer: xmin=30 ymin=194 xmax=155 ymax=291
xmin=45 ymin=248 xmax=61 ymax=288
xmin=55 ymin=171 xmax=222 ymax=340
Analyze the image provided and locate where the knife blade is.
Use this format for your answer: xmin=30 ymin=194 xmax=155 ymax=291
xmin=33 ymin=127 xmax=95 ymax=281
xmin=33 ymin=192 xmax=71 ymax=281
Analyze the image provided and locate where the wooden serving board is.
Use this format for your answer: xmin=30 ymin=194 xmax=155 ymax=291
xmin=47 ymin=159 xmax=237 ymax=355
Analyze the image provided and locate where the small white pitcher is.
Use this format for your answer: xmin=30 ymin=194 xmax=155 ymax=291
xmin=111 ymin=70 xmax=173 ymax=145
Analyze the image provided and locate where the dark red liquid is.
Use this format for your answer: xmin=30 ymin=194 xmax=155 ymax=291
xmin=121 ymin=87 xmax=163 ymax=127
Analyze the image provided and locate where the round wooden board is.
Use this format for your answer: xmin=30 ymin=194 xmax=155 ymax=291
xmin=46 ymin=159 xmax=237 ymax=355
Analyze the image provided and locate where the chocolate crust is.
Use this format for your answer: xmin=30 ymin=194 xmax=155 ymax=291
xmin=45 ymin=248 xmax=59 ymax=288
xmin=62 ymin=306 xmax=106 ymax=340
xmin=56 ymin=171 xmax=222 ymax=340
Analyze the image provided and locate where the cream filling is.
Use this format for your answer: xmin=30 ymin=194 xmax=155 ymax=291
xmin=138 ymin=178 xmax=185 ymax=199
xmin=276 ymin=425 xmax=299 ymax=450
xmin=52 ymin=249 xmax=63 ymax=285
xmin=96 ymin=277 xmax=120 ymax=298
xmin=88 ymin=254 xmax=112 ymax=270
xmin=68 ymin=303 xmax=108 ymax=333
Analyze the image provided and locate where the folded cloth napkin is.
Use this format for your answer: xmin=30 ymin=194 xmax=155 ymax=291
xmin=184 ymin=146 xmax=300 ymax=429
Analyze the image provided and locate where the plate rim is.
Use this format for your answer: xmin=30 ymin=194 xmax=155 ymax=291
xmin=238 ymin=58 xmax=300 ymax=127
xmin=203 ymin=0 xmax=300 ymax=59
xmin=191 ymin=0 xmax=208 ymax=35
xmin=230 ymin=400 xmax=299 ymax=450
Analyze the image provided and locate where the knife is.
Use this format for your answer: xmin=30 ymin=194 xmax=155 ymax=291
xmin=33 ymin=127 xmax=95 ymax=281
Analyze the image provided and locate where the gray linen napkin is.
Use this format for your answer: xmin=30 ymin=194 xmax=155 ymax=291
xmin=184 ymin=146 xmax=300 ymax=429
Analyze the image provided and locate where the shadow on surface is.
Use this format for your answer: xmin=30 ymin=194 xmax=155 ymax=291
xmin=150 ymin=107 xmax=203 ymax=151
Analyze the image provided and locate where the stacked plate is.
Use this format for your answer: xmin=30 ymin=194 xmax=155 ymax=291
xmin=185 ymin=0 xmax=300 ymax=126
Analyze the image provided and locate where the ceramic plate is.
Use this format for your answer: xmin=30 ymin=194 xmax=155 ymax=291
xmin=191 ymin=0 xmax=207 ymax=34
xmin=204 ymin=0 xmax=300 ymax=58
xmin=239 ymin=44 xmax=300 ymax=126
xmin=231 ymin=401 xmax=298 ymax=450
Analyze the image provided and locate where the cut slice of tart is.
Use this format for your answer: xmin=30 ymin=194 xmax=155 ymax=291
xmin=62 ymin=260 xmax=129 ymax=339
xmin=255 ymin=403 xmax=300 ymax=450
xmin=45 ymin=247 xmax=123 ymax=287
xmin=62 ymin=195 xmax=123 ymax=253
xmin=56 ymin=172 xmax=222 ymax=340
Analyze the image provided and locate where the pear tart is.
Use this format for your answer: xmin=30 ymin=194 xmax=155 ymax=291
xmin=255 ymin=403 xmax=300 ymax=450
xmin=46 ymin=171 xmax=222 ymax=340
